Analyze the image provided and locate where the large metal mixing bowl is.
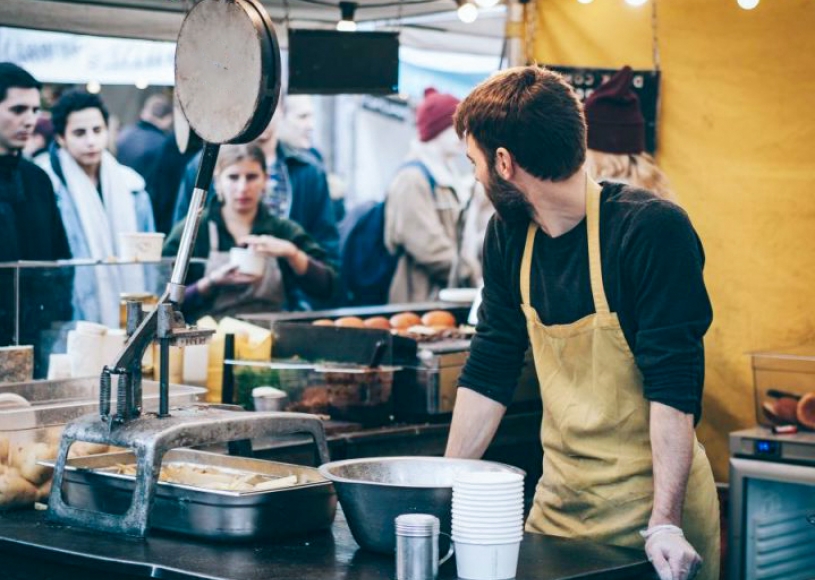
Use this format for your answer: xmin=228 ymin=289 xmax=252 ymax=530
xmin=318 ymin=456 xmax=525 ymax=554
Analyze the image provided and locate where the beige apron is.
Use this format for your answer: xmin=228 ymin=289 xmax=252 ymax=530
xmin=204 ymin=221 xmax=286 ymax=317
xmin=521 ymin=177 xmax=720 ymax=580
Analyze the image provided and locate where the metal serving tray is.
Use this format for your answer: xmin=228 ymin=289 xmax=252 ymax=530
xmin=48 ymin=449 xmax=337 ymax=541
xmin=0 ymin=377 xmax=206 ymax=428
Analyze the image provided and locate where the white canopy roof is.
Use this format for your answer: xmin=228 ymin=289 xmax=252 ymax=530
xmin=0 ymin=0 xmax=504 ymax=56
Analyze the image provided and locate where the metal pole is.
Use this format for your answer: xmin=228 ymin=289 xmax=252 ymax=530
xmin=159 ymin=337 xmax=170 ymax=417
xmin=167 ymin=142 xmax=220 ymax=304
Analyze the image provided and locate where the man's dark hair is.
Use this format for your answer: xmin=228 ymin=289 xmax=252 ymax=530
xmin=0 ymin=62 xmax=42 ymax=104
xmin=51 ymin=89 xmax=110 ymax=136
xmin=454 ymin=66 xmax=587 ymax=182
xmin=142 ymin=94 xmax=172 ymax=120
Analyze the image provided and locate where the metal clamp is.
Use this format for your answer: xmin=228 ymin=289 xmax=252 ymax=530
xmin=48 ymin=407 xmax=331 ymax=537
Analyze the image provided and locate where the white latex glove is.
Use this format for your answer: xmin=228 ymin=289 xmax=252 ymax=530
xmin=641 ymin=525 xmax=702 ymax=580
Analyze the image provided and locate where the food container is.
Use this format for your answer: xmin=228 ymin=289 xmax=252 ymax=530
xmin=118 ymin=232 xmax=165 ymax=262
xmin=119 ymin=292 xmax=159 ymax=329
xmin=317 ymin=364 xmax=395 ymax=425
xmin=46 ymin=448 xmax=337 ymax=541
xmin=252 ymin=386 xmax=288 ymax=411
xmin=233 ymin=362 xmax=397 ymax=426
xmin=752 ymin=344 xmax=815 ymax=427
xmin=229 ymin=247 xmax=266 ymax=276
xmin=0 ymin=345 xmax=34 ymax=383
xmin=0 ymin=377 xmax=205 ymax=510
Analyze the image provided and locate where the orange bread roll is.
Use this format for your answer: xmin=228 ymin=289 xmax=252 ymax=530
xmin=421 ymin=310 xmax=456 ymax=328
xmin=334 ymin=317 xmax=366 ymax=328
xmin=389 ymin=312 xmax=422 ymax=330
xmin=363 ymin=317 xmax=392 ymax=330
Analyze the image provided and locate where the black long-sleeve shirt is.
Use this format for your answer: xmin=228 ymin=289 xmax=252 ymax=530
xmin=0 ymin=155 xmax=73 ymax=373
xmin=459 ymin=182 xmax=712 ymax=421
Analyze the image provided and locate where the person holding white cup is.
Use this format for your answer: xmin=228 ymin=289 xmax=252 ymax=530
xmin=163 ymin=143 xmax=337 ymax=320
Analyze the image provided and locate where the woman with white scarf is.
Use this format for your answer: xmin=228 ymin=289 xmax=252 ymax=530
xmin=38 ymin=90 xmax=155 ymax=327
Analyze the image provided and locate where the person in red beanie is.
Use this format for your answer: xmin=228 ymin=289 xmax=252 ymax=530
xmin=585 ymin=66 xmax=674 ymax=201
xmin=384 ymin=87 xmax=477 ymax=303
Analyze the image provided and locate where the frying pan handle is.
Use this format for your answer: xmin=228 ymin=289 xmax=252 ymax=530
xmin=767 ymin=388 xmax=803 ymax=401
xmin=169 ymin=142 xmax=221 ymax=299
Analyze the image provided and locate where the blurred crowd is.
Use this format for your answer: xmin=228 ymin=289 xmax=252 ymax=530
xmin=0 ymin=61 xmax=672 ymax=336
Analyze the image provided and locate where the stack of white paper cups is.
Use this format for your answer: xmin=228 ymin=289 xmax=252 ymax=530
xmin=452 ymin=471 xmax=524 ymax=580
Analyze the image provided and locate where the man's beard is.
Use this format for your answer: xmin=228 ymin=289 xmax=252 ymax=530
xmin=484 ymin=165 xmax=534 ymax=225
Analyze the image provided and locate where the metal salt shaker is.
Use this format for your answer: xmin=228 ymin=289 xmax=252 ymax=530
xmin=395 ymin=513 xmax=441 ymax=580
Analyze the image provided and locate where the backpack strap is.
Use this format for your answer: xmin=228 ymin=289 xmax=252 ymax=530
xmin=398 ymin=160 xmax=437 ymax=197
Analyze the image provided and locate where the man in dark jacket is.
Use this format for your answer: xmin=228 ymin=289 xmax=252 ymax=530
xmin=0 ymin=63 xmax=72 ymax=372
xmin=146 ymin=132 xmax=202 ymax=235
xmin=116 ymin=93 xmax=172 ymax=180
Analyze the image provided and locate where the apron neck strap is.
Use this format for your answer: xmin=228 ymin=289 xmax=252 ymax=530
xmin=519 ymin=175 xmax=609 ymax=314
xmin=585 ymin=177 xmax=609 ymax=314
xmin=520 ymin=223 xmax=536 ymax=306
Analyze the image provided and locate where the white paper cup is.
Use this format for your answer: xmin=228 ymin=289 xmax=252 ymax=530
xmin=118 ymin=232 xmax=165 ymax=262
xmin=75 ymin=321 xmax=108 ymax=336
xmin=453 ymin=534 xmax=524 ymax=547
xmin=453 ymin=515 xmax=524 ymax=526
xmin=229 ymin=247 xmax=265 ymax=276
xmin=453 ymin=483 xmax=524 ymax=493
xmin=453 ymin=498 xmax=524 ymax=512
xmin=453 ymin=496 xmax=524 ymax=509
xmin=453 ymin=515 xmax=523 ymax=524
xmin=453 ymin=489 xmax=524 ymax=503
xmin=455 ymin=540 xmax=521 ymax=580
xmin=453 ymin=529 xmax=524 ymax=541
xmin=455 ymin=472 xmax=524 ymax=486
xmin=452 ymin=519 xmax=524 ymax=530
xmin=453 ymin=520 xmax=524 ymax=530
xmin=253 ymin=386 xmax=288 ymax=411
xmin=47 ymin=353 xmax=73 ymax=380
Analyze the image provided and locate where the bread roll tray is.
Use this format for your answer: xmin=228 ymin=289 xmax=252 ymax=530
xmin=43 ymin=448 xmax=337 ymax=541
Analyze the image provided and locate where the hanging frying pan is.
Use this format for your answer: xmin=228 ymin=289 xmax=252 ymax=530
xmin=175 ymin=0 xmax=281 ymax=144
xmin=166 ymin=0 xmax=282 ymax=303
xmin=172 ymin=92 xmax=201 ymax=155
xmin=112 ymin=0 xmax=282 ymax=371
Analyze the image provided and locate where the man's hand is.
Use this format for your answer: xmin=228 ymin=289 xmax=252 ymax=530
xmin=647 ymin=402 xmax=700 ymax=580
xmin=643 ymin=525 xmax=702 ymax=580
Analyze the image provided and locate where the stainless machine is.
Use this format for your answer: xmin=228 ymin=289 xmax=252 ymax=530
xmin=45 ymin=0 xmax=334 ymax=538
xmin=728 ymin=427 xmax=815 ymax=580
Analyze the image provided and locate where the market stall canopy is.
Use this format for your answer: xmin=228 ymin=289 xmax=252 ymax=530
xmin=0 ymin=0 xmax=504 ymax=56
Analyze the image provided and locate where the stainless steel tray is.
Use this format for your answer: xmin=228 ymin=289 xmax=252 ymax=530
xmin=47 ymin=449 xmax=337 ymax=541
xmin=0 ymin=377 xmax=206 ymax=429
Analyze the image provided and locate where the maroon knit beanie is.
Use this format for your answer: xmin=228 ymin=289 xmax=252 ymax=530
xmin=416 ymin=88 xmax=460 ymax=143
xmin=584 ymin=66 xmax=645 ymax=154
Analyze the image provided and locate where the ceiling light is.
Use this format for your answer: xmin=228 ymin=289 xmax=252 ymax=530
xmin=457 ymin=1 xmax=478 ymax=23
xmin=577 ymin=0 xmax=594 ymax=4
xmin=475 ymin=0 xmax=500 ymax=8
xmin=737 ymin=0 xmax=759 ymax=9
xmin=336 ymin=1 xmax=357 ymax=32
xmin=86 ymin=81 xmax=101 ymax=94
xmin=625 ymin=0 xmax=648 ymax=6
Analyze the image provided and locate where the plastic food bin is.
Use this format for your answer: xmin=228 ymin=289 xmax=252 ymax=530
xmin=0 ymin=377 xmax=205 ymax=510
